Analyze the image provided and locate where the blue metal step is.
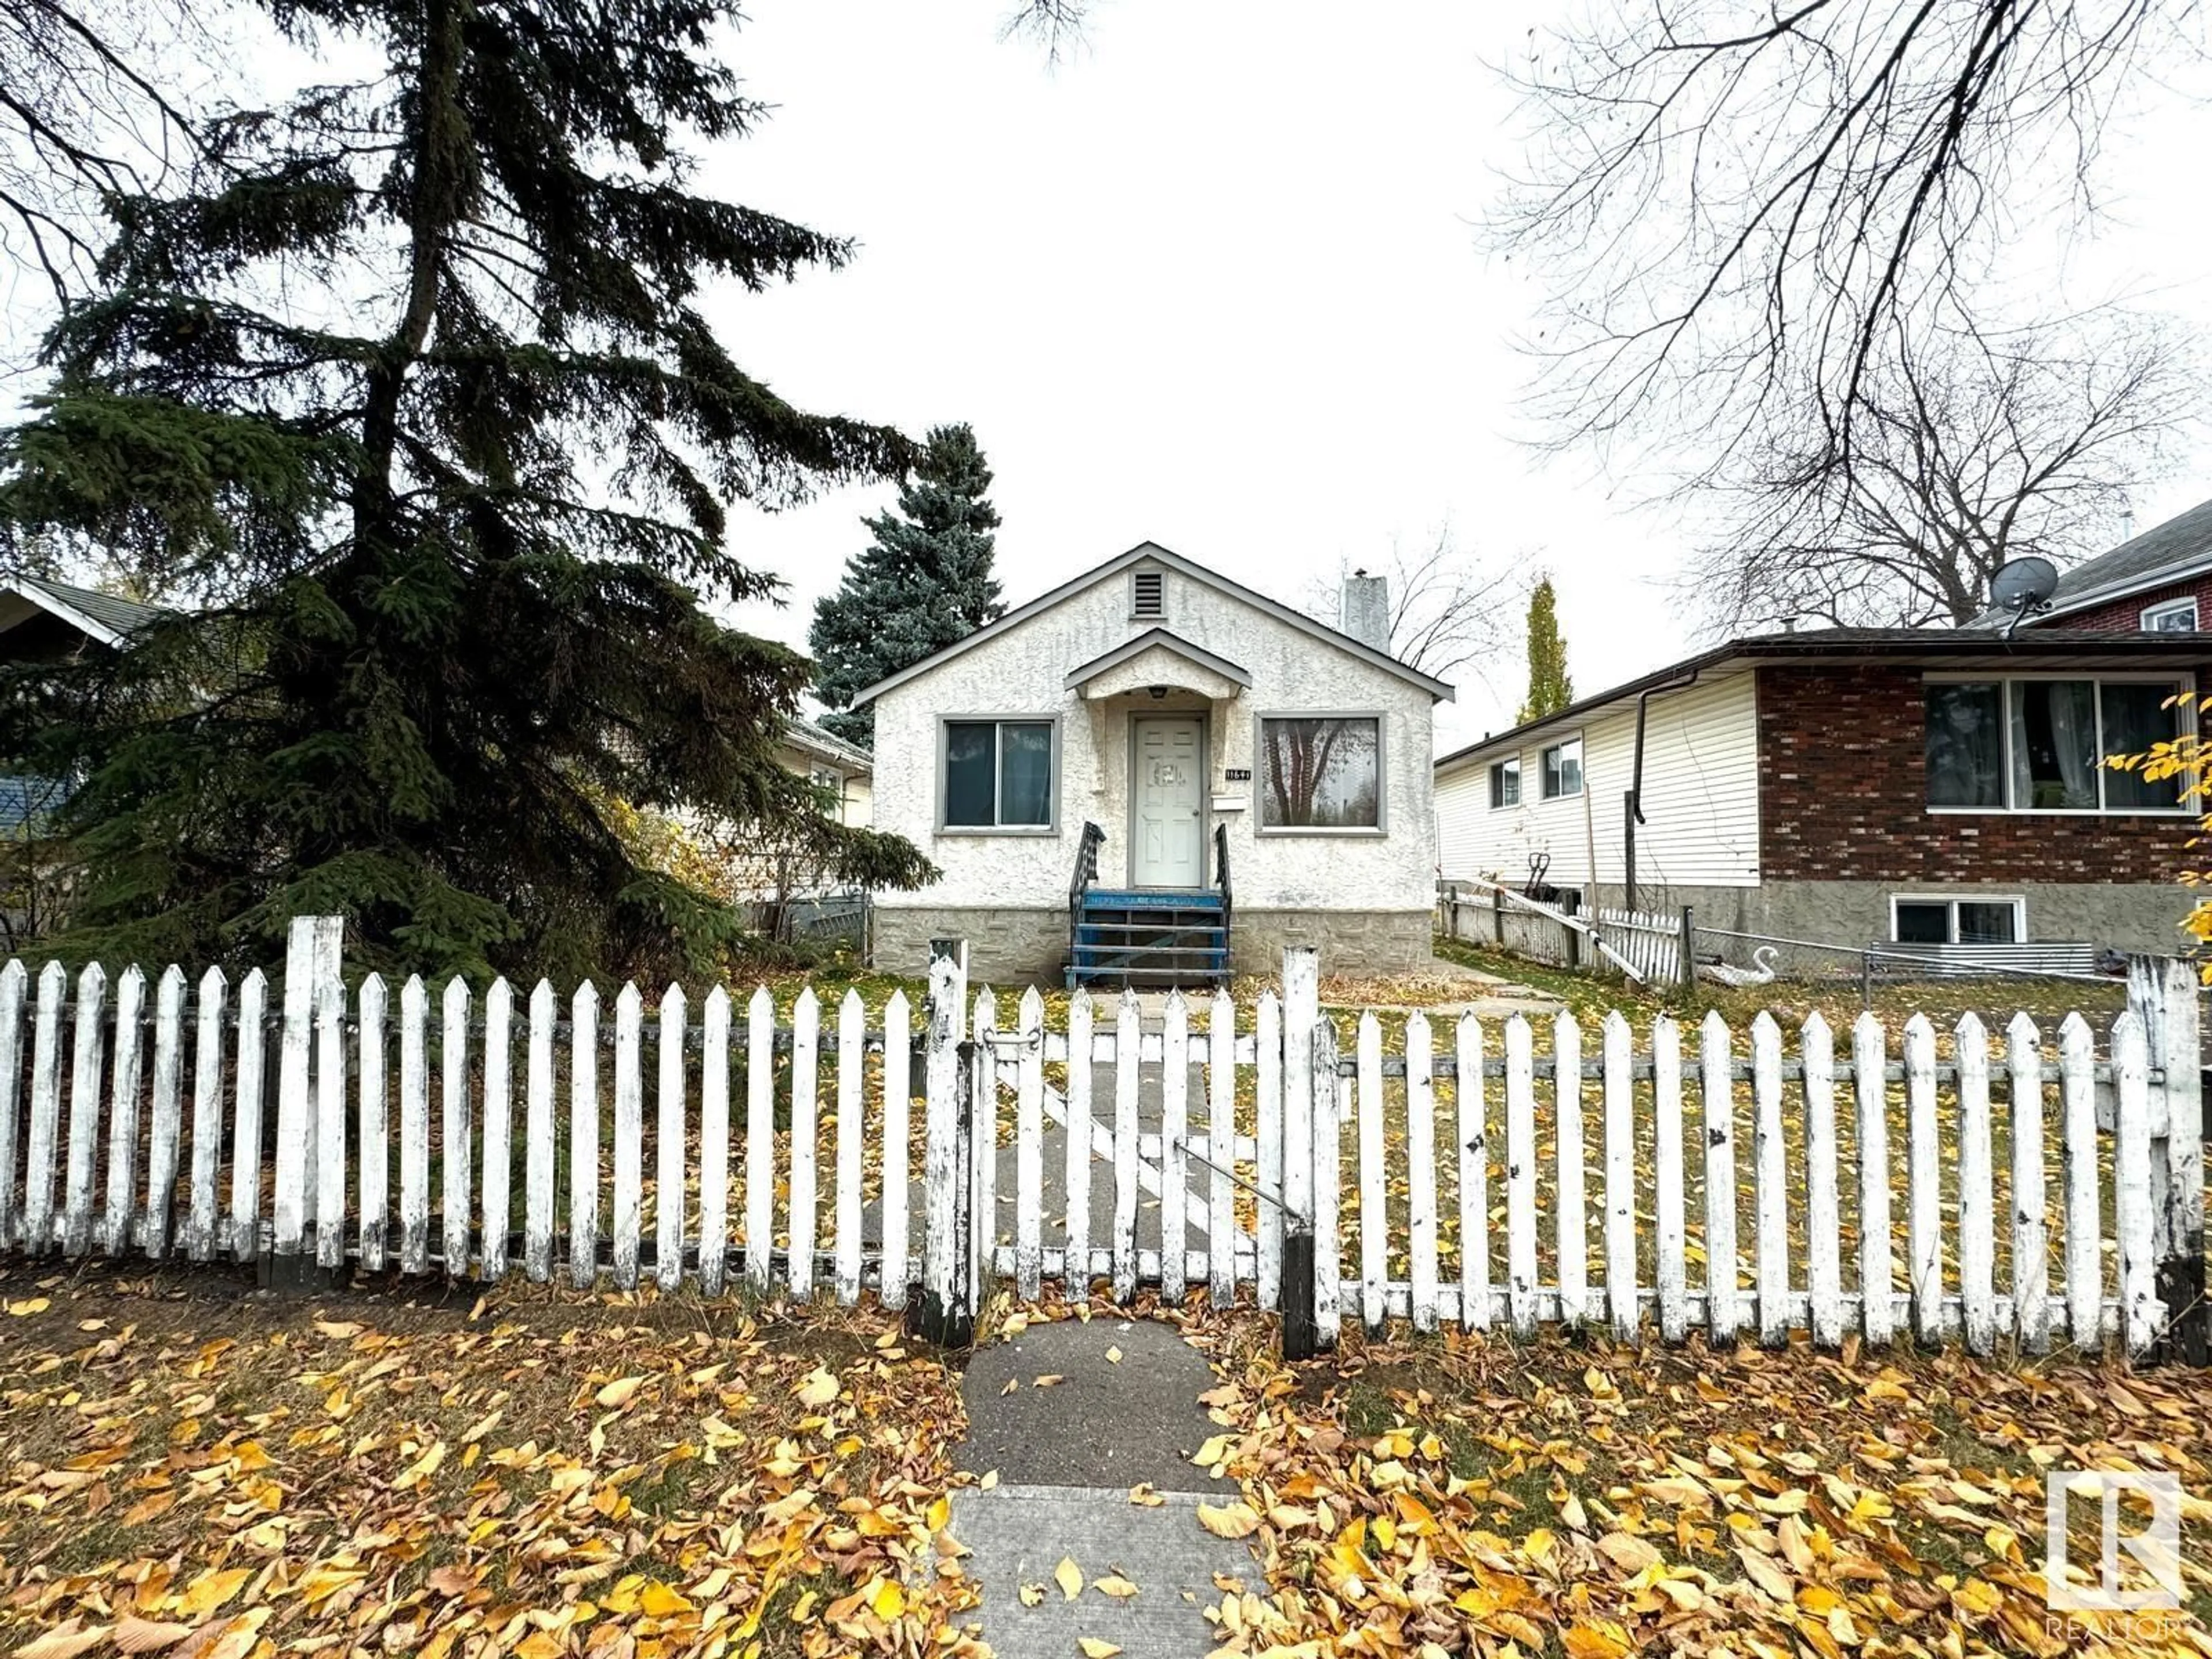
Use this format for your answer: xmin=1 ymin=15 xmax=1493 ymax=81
xmin=1080 ymin=888 xmax=1224 ymax=911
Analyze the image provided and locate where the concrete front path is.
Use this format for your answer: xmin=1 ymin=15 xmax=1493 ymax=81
xmin=948 ymin=1319 xmax=1255 ymax=1658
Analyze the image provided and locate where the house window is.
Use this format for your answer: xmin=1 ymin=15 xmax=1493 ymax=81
xmin=1131 ymin=570 xmax=1165 ymax=620
xmin=1541 ymin=737 xmax=1582 ymax=800
xmin=1258 ymin=715 xmax=1381 ymax=830
xmin=2141 ymin=597 xmax=2198 ymax=632
xmin=1923 ymin=677 xmax=2186 ymax=812
xmin=1892 ymin=896 xmax=2022 ymax=945
xmin=942 ymin=719 xmax=1054 ymax=830
xmin=1488 ymin=756 xmax=1521 ymax=809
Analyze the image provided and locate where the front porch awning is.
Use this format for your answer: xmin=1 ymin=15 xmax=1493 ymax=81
xmin=1065 ymin=627 xmax=1252 ymax=702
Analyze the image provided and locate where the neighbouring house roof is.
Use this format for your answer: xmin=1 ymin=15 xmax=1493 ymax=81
xmin=0 ymin=574 xmax=165 ymax=649
xmin=1433 ymin=626 xmax=2212 ymax=775
xmin=1970 ymin=496 xmax=2212 ymax=626
xmin=847 ymin=541 xmax=1456 ymax=707
xmin=1063 ymin=627 xmax=1254 ymax=692
xmin=784 ymin=715 xmax=873 ymax=774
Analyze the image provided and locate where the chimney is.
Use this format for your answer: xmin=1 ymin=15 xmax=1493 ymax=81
xmin=1340 ymin=569 xmax=1391 ymax=652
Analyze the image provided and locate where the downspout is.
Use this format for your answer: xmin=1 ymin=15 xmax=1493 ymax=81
xmin=1623 ymin=668 xmax=1701 ymax=915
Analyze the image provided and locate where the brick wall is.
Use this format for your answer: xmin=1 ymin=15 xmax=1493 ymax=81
xmin=2046 ymin=575 xmax=2212 ymax=633
xmin=1755 ymin=664 xmax=2202 ymax=882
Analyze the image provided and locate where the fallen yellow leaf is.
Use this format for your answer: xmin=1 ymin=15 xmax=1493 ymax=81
xmin=1054 ymin=1556 xmax=1084 ymax=1600
xmin=1077 ymin=1641 xmax=1122 ymax=1658
xmin=638 ymin=1581 xmax=692 ymax=1618
xmin=1094 ymin=1574 xmax=1139 ymax=1599
xmin=796 ymin=1368 xmax=839 ymax=1408
xmin=1196 ymin=1501 xmax=1262 ymax=1539
xmin=595 ymin=1375 xmax=645 ymax=1409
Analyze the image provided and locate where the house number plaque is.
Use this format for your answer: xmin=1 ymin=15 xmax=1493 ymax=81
xmin=1224 ymin=768 xmax=1252 ymax=782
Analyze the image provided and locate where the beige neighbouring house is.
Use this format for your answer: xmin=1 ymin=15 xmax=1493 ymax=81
xmin=780 ymin=716 xmax=873 ymax=827
xmin=848 ymin=541 xmax=1453 ymax=985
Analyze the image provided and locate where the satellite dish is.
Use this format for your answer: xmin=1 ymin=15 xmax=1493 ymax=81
xmin=1990 ymin=556 xmax=2059 ymax=637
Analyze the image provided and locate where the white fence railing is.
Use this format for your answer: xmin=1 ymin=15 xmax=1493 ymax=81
xmin=0 ymin=919 xmax=2202 ymax=1362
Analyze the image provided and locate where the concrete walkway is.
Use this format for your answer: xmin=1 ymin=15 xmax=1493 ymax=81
xmin=948 ymin=1319 xmax=1255 ymax=1658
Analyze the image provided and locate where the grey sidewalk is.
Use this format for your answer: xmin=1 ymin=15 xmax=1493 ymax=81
xmin=948 ymin=1318 xmax=1256 ymax=1658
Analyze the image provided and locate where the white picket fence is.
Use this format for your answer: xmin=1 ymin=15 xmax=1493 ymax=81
xmin=0 ymin=918 xmax=2201 ymax=1361
xmin=1589 ymin=904 xmax=1686 ymax=984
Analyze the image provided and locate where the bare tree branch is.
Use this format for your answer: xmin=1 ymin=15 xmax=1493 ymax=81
xmin=1304 ymin=522 xmax=1527 ymax=686
xmin=1680 ymin=306 xmax=2197 ymax=632
xmin=1493 ymin=0 xmax=2196 ymax=470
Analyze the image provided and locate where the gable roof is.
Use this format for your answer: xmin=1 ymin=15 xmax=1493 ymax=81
xmin=0 ymin=574 xmax=165 ymax=647
xmin=848 ymin=541 xmax=1456 ymax=707
xmin=1063 ymin=627 xmax=1253 ymax=691
xmin=1434 ymin=624 xmax=2212 ymax=775
xmin=784 ymin=715 xmax=873 ymax=773
xmin=1976 ymin=496 xmax=2212 ymax=625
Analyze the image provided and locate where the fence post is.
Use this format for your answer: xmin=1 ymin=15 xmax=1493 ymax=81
xmin=1677 ymin=907 xmax=1695 ymax=989
xmin=1492 ymin=885 xmax=1504 ymax=945
xmin=1562 ymin=892 xmax=1581 ymax=971
xmin=1280 ymin=947 xmax=1319 ymax=1359
xmin=2130 ymin=955 xmax=2207 ymax=1365
xmin=916 ymin=942 xmax=975 ymax=1347
xmin=266 ymin=916 xmax=342 ymax=1289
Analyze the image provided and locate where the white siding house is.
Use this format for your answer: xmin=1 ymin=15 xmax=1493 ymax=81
xmin=1437 ymin=669 xmax=1760 ymax=895
xmin=852 ymin=543 xmax=1452 ymax=982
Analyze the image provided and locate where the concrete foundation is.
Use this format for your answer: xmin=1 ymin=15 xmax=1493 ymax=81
xmin=873 ymin=904 xmax=1435 ymax=982
xmin=1633 ymin=881 xmax=2194 ymax=975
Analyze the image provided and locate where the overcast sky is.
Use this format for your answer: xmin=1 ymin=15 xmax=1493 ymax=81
xmin=696 ymin=1 xmax=2212 ymax=755
xmin=7 ymin=1 xmax=2203 ymax=751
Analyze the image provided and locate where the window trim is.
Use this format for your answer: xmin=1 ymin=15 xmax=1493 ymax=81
xmin=935 ymin=714 xmax=1062 ymax=836
xmin=1252 ymin=709 xmax=1388 ymax=836
xmin=1922 ymin=672 xmax=2195 ymax=817
xmin=1889 ymin=893 xmax=2025 ymax=946
xmin=1489 ymin=755 xmax=1522 ymax=810
xmin=1540 ymin=733 xmax=1584 ymax=801
xmin=2141 ymin=596 xmax=2198 ymax=632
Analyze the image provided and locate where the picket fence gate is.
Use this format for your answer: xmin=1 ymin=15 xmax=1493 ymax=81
xmin=0 ymin=918 xmax=2202 ymax=1363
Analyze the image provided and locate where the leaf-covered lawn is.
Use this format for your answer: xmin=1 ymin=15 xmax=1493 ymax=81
xmin=1186 ymin=1316 xmax=2212 ymax=1658
xmin=1 ymin=1268 xmax=980 ymax=1659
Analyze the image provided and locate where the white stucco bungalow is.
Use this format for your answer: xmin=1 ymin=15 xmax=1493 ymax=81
xmin=849 ymin=542 xmax=1453 ymax=984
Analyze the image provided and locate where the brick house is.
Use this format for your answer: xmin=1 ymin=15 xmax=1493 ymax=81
xmin=1435 ymin=629 xmax=2206 ymax=963
xmin=1999 ymin=495 xmax=2212 ymax=633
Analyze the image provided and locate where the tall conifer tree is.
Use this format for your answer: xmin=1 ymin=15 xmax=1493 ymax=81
xmin=0 ymin=0 xmax=936 ymax=979
xmin=810 ymin=423 xmax=1004 ymax=745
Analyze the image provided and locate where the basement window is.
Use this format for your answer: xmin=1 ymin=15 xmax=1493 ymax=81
xmin=1892 ymin=896 xmax=2022 ymax=945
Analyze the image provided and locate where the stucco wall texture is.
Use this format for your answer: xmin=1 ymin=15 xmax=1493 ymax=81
xmin=865 ymin=556 xmax=1443 ymax=979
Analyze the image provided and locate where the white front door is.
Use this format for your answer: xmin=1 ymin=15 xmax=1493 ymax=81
xmin=1132 ymin=717 xmax=1205 ymax=888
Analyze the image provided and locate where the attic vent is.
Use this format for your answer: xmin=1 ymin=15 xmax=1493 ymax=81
xmin=1131 ymin=569 xmax=1165 ymax=619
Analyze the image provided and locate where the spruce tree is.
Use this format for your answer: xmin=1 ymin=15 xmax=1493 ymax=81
xmin=811 ymin=423 xmax=1005 ymax=746
xmin=0 ymin=0 xmax=936 ymax=981
xmin=1518 ymin=577 xmax=1574 ymax=724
